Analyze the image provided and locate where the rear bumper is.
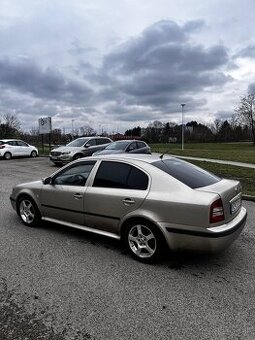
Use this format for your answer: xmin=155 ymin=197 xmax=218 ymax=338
xmin=161 ymin=207 xmax=247 ymax=253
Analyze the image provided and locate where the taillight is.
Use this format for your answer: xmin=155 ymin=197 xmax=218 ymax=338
xmin=0 ymin=145 xmax=5 ymax=149
xmin=210 ymin=198 xmax=225 ymax=223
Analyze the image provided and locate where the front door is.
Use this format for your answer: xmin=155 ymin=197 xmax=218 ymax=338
xmin=40 ymin=161 xmax=96 ymax=225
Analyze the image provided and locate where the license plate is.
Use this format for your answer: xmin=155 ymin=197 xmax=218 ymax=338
xmin=51 ymin=156 xmax=57 ymax=160
xmin=230 ymin=197 xmax=241 ymax=214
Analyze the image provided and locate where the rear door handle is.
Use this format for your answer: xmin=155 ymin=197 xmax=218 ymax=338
xmin=74 ymin=193 xmax=83 ymax=199
xmin=122 ymin=198 xmax=135 ymax=206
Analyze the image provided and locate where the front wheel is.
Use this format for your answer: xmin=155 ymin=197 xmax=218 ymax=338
xmin=4 ymin=152 xmax=12 ymax=160
xmin=124 ymin=221 xmax=164 ymax=263
xmin=17 ymin=196 xmax=41 ymax=227
xmin=30 ymin=150 xmax=37 ymax=157
xmin=73 ymin=154 xmax=82 ymax=161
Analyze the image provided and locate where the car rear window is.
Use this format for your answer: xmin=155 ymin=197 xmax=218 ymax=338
xmin=152 ymin=159 xmax=220 ymax=189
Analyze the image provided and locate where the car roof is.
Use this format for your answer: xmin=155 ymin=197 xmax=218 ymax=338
xmin=90 ymin=153 xmax=174 ymax=164
xmin=113 ymin=140 xmax=137 ymax=143
xmin=0 ymin=139 xmax=21 ymax=142
xmin=77 ymin=136 xmax=110 ymax=138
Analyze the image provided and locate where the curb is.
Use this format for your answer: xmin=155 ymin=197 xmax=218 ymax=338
xmin=243 ymin=195 xmax=255 ymax=202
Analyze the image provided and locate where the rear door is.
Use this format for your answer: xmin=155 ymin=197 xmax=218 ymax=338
xmin=6 ymin=141 xmax=19 ymax=156
xmin=84 ymin=160 xmax=150 ymax=234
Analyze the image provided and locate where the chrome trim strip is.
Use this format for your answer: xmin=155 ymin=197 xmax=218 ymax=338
xmin=41 ymin=217 xmax=121 ymax=240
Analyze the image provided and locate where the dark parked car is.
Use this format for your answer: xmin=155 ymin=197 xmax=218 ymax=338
xmin=49 ymin=136 xmax=112 ymax=165
xmin=93 ymin=140 xmax=151 ymax=155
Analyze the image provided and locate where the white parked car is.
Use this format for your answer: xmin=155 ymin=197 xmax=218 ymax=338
xmin=0 ymin=139 xmax=38 ymax=160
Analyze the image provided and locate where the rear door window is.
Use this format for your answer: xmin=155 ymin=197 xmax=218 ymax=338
xmin=93 ymin=161 xmax=148 ymax=190
xmin=96 ymin=138 xmax=111 ymax=145
xmin=152 ymin=159 xmax=220 ymax=189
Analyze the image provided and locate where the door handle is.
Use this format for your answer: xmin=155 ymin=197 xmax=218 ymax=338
xmin=73 ymin=193 xmax=83 ymax=199
xmin=122 ymin=198 xmax=135 ymax=206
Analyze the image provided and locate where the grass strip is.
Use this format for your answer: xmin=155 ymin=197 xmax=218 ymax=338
xmin=151 ymin=143 xmax=255 ymax=164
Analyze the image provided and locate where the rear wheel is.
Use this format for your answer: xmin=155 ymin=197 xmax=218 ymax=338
xmin=17 ymin=196 xmax=41 ymax=227
xmin=30 ymin=150 xmax=37 ymax=158
xmin=124 ymin=220 xmax=164 ymax=263
xmin=4 ymin=152 xmax=12 ymax=160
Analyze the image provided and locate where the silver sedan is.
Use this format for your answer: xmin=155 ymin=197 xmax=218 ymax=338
xmin=10 ymin=154 xmax=247 ymax=263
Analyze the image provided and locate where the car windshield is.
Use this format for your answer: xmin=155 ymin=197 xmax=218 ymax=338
xmin=105 ymin=141 xmax=130 ymax=150
xmin=152 ymin=158 xmax=221 ymax=189
xmin=67 ymin=138 xmax=90 ymax=147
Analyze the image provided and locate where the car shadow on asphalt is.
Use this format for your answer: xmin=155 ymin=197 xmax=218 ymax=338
xmin=41 ymin=220 xmax=234 ymax=271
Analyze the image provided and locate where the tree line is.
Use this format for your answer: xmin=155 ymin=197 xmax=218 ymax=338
xmin=1 ymin=93 xmax=255 ymax=145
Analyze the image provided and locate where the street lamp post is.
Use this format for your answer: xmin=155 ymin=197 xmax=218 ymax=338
xmin=72 ymin=119 xmax=74 ymax=135
xmin=181 ymin=103 xmax=186 ymax=151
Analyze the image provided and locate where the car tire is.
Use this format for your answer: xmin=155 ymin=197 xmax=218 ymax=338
xmin=73 ymin=154 xmax=83 ymax=161
xmin=124 ymin=220 xmax=164 ymax=263
xmin=4 ymin=152 xmax=12 ymax=160
xmin=30 ymin=150 xmax=37 ymax=158
xmin=17 ymin=195 xmax=41 ymax=227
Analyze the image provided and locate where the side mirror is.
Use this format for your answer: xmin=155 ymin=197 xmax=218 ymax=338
xmin=85 ymin=143 xmax=91 ymax=148
xmin=42 ymin=177 xmax=52 ymax=185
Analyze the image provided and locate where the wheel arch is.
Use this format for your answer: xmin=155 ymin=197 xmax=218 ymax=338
xmin=72 ymin=153 xmax=84 ymax=160
xmin=16 ymin=191 xmax=40 ymax=214
xmin=4 ymin=151 xmax=12 ymax=159
xmin=30 ymin=150 xmax=38 ymax=157
xmin=120 ymin=216 xmax=166 ymax=242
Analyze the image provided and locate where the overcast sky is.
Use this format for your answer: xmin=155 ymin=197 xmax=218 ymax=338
xmin=0 ymin=0 xmax=255 ymax=133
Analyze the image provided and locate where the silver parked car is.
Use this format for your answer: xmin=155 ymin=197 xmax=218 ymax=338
xmin=0 ymin=139 xmax=38 ymax=160
xmin=49 ymin=136 xmax=112 ymax=165
xmin=93 ymin=140 xmax=151 ymax=156
xmin=10 ymin=154 xmax=247 ymax=263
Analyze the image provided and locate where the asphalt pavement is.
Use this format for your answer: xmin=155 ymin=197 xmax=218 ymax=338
xmin=0 ymin=157 xmax=255 ymax=340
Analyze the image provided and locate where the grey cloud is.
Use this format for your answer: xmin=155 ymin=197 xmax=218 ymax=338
xmin=0 ymin=57 xmax=93 ymax=103
xmin=248 ymin=82 xmax=255 ymax=93
xmin=235 ymin=44 xmax=255 ymax=59
xmin=98 ymin=20 xmax=232 ymax=112
xmin=214 ymin=111 xmax=235 ymax=121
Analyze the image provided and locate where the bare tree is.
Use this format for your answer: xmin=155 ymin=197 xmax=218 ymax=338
xmin=3 ymin=113 xmax=21 ymax=131
xmin=236 ymin=93 xmax=255 ymax=145
xmin=79 ymin=125 xmax=96 ymax=136
xmin=0 ymin=113 xmax=21 ymax=138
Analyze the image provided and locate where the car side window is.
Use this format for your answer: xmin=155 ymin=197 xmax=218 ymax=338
xmin=6 ymin=141 xmax=16 ymax=146
xmin=96 ymin=138 xmax=111 ymax=145
xmin=127 ymin=142 xmax=137 ymax=151
xmin=137 ymin=142 xmax=146 ymax=148
xmin=85 ymin=139 xmax=96 ymax=147
xmin=16 ymin=141 xmax=28 ymax=147
xmin=53 ymin=162 xmax=96 ymax=186
xmin=93 ymin=161 xmax=148 ymax=190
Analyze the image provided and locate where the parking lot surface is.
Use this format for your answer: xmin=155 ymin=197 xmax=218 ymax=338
xmin=0 ymin=157 xmax=255 ymax=339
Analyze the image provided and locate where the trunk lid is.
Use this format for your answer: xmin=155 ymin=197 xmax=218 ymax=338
xmin=196 ymin=179 xmax=242 ymax=223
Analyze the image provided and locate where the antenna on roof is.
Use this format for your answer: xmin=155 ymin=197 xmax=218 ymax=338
xmin=159 ymin=150 xmax=170 ymax=160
